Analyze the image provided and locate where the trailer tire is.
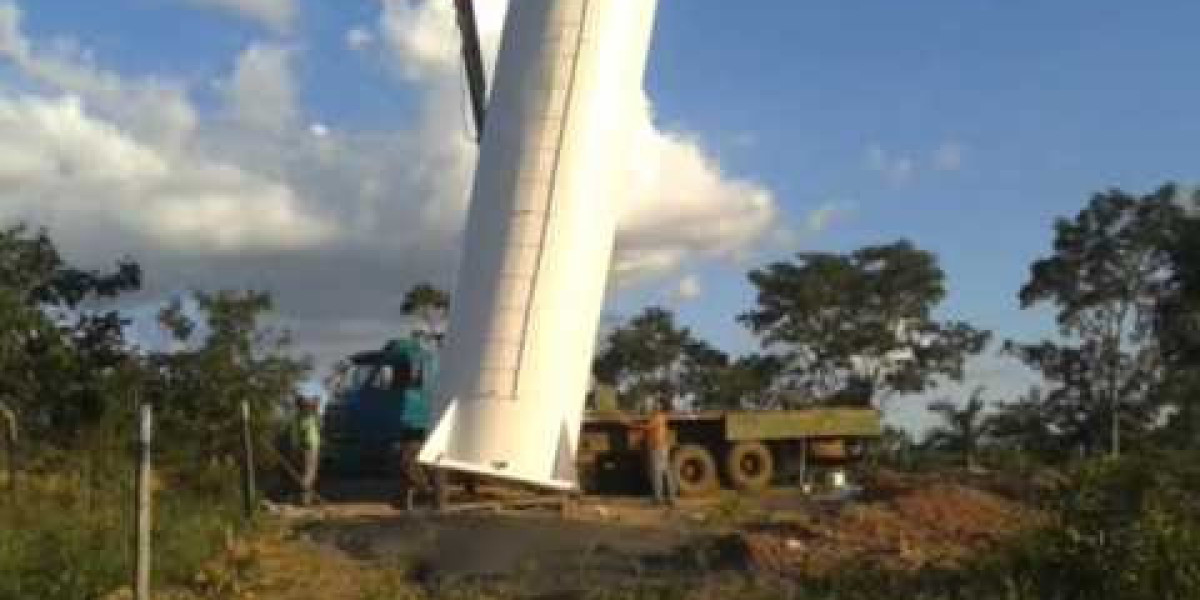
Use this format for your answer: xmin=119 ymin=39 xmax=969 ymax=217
xmin=671 ymin=445 xmax=719 ymax=496
xmin=726 ymin=441 xmax=773 ymax=491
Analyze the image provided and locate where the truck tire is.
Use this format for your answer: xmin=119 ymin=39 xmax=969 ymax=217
xmin=725 ymin=441 xmax=773 ymax=491
xmin=672 ymin=445 xmax=719 ymax=496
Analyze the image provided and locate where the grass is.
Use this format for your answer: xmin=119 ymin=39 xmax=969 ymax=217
xmin=0 ymin=448 xmax=253 ymax=600
xmin=2 ymin=447 xmax=1196 ymax=599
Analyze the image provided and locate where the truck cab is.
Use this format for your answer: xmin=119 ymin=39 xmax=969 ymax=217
xmin=321 ymin=337 xmax=436 ymax=476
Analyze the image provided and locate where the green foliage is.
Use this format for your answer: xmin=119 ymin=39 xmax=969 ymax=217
xmin=703 ymin=354 xmax=785 ymax=409
xmin=149 ymin=290 xmax=311 ymax=464
xmin=740 ymin=240 xmax=990 ymax=406
xmin=995 ymin=450 xmax=1200 ymax=599
xmin=0 ymin=224 xmax=309 ymax=597
xmin=925 ymin=386 xmax=991 ymax=469
xmin=1157 ymin=202 xmax=1200 ymax=445
xmin=0 ymin=457 xmax=246 ymax=600
xmin=1009 ymin=184 xmax=1189 ymax=457
xmin=593 ymin=307 xmax=729 ymax=410
xmin=984 ymin=386 xmax=1067 ymax=461
xmin=0 ymin=223 xmax=143 ymax=444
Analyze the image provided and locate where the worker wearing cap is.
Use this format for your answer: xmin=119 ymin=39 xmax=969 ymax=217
xmin=291 ymin=392 xmax=322 ymax=506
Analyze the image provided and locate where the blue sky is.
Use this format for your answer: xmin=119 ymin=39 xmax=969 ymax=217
xmin=3 ymin=0 xmax=1198 ymax=432
xmin=642 ymin=0 xmax=1200 ymax=347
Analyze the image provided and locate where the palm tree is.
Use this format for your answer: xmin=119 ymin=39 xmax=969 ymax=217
xmin=925 ymin=385 xmax=991 ymax=470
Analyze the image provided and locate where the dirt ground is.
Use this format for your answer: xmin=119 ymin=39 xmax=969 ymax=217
xmin=226 ymin=470 xmax=1043 ymax=598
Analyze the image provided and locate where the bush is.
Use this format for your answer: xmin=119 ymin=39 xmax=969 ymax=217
xmin=995 ymin=450 xmax=1200 ymax=600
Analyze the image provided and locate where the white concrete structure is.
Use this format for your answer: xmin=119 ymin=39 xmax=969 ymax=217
xmin=419 ymin=0 xmax=660 ymax=490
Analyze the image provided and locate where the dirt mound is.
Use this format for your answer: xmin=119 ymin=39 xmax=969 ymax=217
xmin=737 ymin=482 xmax=1042 ymax=576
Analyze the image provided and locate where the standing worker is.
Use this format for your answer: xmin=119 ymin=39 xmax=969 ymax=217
xmin=628 ymin=398 xmax=677 ymax=507
xmin=291 ymin=391 xmax=322 ymax=506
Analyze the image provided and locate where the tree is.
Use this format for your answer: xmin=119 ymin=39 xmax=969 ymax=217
xmin=401 ymin=283 xmax=450 ymax=346
xmin=1009 ymin=184 xmax=1186 ymax=457
xmin=707 ymin=354 xmax=786 ymax=409
xmin=149 ymin=290 xmax=311 ymax=461
xmin=984 ymin=386 xmax=1063 ymax=460
xmin=0 ymin=223 xmax=142 ymax=441
xmin=925 ymin=386 xmax=991 ymax=470
xmin=739 ymin=240 xmax=990 ymax=407
xmin=1156 ymin=197 xmax=1200 ymax=447
xmin=874 ymin=425 xmax=918 ymax=468
xmin=593 ymin=307 xmax=727 ymax=410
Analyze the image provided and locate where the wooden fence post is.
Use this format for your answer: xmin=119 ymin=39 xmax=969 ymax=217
xmin=240 ymin=400 xmax=257 ymax=519
xmin=1 ymin=401 xmax=15 ymax=503
xmin=134 ymin=400 xmax=153 ymax=600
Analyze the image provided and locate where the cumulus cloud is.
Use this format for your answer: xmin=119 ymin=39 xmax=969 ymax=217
xmin=223 ymin=42 xmax=298 ymax=134
xmin=0 ymin=93 xmax=335 ymax=253
xmin=375 ymin=0 xmax=778 ymax=284
xmin=182 ymin=0 xmax=294 ymax=32
xmin=0 ymin=0 xmax=782 ymax=371
xmin=0 ymin=1 xmax=196 ymax=149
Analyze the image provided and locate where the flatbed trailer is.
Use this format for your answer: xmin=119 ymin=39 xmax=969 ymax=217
xmin=577 ymin=408 xmax=882 ymax=496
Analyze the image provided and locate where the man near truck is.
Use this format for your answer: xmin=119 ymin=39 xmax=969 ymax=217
xmin=291 ymin=392 xmax=322 ymax=506
xmin=628 ymin=398 xmax=677 ymax=506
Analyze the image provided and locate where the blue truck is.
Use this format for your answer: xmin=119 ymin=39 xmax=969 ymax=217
xmin=320 ymin=337 xmax=437 ymax=477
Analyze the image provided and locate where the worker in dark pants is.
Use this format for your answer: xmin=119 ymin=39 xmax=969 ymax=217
xmin=393 ymin=431 xmax=430 ymax=511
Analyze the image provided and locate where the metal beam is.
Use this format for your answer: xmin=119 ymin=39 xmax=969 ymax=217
xmin=454 ymin=0 xmax=488 ymax=138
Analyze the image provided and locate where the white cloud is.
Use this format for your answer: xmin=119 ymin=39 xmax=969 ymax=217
xmin=670 ymin=275 xmax=702 ymax=303
xmin=0 ymin=0 xmax=782 ymax=373
xmin=182 ymin=0 xmax=294 ymax=32
xmin=346 ymin=28 xmax=374 ymax=50
xmin=224 ymin=42 xmax=297 ymax=134
xmin=0 ymin=1 xmax=196 ymax=149
xmin=0 ymin=2 xmax=28 ymax=59
xmin=933 ymin=141 xmax=964 ymax=172
xmin=0 ymin=93 xmax=335 ymax=253
xmin=377 ymin=0 xmax=779 ymax=286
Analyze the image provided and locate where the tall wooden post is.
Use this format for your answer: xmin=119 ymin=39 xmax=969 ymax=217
xmin=134 ymin=401 xmax=153 ymax=600
xmin=1 ymin=401 xmax=16 ymax=502
xmin=240 ymin=400 xmax=257 ymax=518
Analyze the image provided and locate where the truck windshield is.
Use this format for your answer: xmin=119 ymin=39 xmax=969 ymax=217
xmin=346 ymin=364 xmax=377 ymax=392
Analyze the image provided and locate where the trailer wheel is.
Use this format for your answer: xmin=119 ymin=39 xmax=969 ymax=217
xmin=671 ymin=445 xmax=719 ymax=496
xmin=726 ymin=441 xmax=774 ymax=491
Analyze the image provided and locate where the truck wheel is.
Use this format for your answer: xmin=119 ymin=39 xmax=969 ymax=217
xmin=726 ymin=441 xmax=773 ymax=491
xmin=672 ymin=445 xmax=719 ymax=496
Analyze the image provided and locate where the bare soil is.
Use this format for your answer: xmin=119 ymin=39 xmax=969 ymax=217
xmin=226 ymin=470 xmax=1043 ymax=597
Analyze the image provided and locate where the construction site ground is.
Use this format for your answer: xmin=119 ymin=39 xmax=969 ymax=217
xmin=208 ymin=469 xmax=1048 ymax=598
